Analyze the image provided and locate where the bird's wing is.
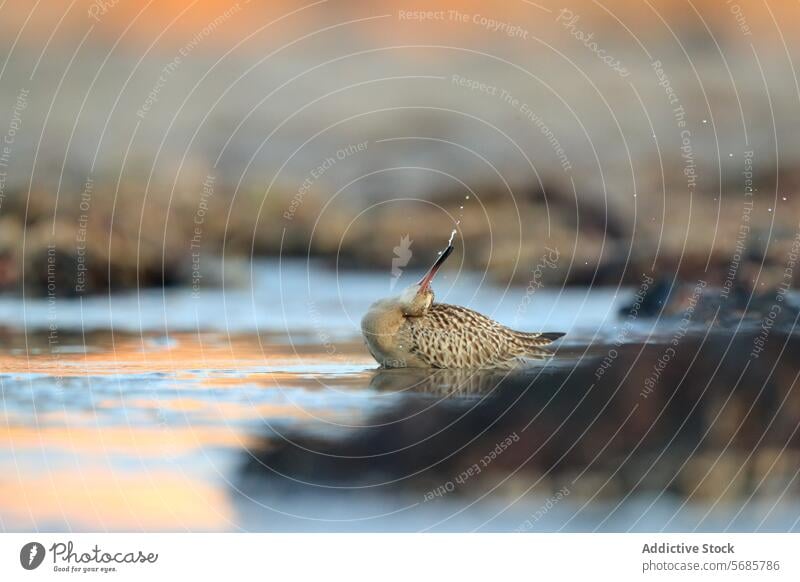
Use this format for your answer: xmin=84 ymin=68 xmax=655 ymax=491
xmin=404 ymin=303 xmax=548 ymax=368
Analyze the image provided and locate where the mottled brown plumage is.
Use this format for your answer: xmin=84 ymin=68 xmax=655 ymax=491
xmin=361 ymin=245 xmax=564 ymax=369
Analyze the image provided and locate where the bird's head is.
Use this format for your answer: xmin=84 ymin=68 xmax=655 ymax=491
xmin=397 ymin=245 xmax=453 ymax=316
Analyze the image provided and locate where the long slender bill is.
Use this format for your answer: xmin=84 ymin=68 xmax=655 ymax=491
xmin=418 ymin=245 xmax=454 ymax=291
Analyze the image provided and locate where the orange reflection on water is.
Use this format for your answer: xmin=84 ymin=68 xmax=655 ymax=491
xmin=0 ymin=469 xmax=234 ymax=531
xmin=0 ymin=332 xmax=371 ymax=377
xmin=0 ymin=326 xmax=378 ymax=531
xmin=0 ymin=423 xmax=250 ymax=530
xmin=1 ymin=424 xmax=249 ymax=457
xmin=0 ymin=333 xmax=373 ymax=530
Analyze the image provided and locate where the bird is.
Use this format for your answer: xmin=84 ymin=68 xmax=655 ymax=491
xmin=361 ymin=244 xmax=564 ymax=368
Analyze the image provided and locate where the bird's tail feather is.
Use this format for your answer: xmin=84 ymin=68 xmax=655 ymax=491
xmin=513 ymin=331 xmax=565 ymax=353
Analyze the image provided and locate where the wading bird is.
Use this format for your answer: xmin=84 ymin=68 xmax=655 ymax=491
xmin=361 ymin=244 xmax=564 ymax=368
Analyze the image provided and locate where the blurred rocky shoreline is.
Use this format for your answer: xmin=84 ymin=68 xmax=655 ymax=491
xmin=2 ymin=172 xmax=799 ymax=296
xmin=2 ymin=0 xmax=799 ymax=297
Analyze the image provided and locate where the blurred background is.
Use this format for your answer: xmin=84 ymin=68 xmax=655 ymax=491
xmin=1 ymin=0 xmax=800 ymax=532
xmin=1 ymin=0 xmax=799 ymax=291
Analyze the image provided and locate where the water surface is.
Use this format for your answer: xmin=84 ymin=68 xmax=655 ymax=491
xmin=2 ymin=262 xmax=798 ymax=532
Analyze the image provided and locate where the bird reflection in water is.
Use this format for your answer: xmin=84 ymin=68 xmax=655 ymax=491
xmin=367 ymin=366 xmax=540 ymax=398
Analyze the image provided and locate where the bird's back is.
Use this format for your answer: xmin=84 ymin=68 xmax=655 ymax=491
xmin=400 ymin=303 xmax=563 ymax=368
